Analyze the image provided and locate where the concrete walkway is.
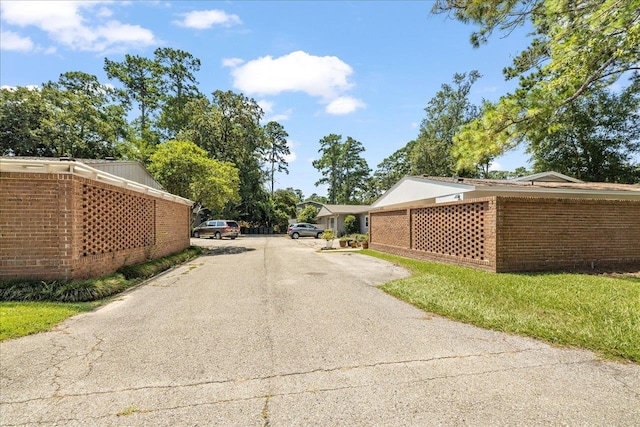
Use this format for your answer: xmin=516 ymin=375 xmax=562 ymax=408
xmin=1 ymin=236 xmax=638 ymax=426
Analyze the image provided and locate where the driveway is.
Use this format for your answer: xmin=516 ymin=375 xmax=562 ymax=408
xmin=1 ymin=236 xmax=638 ymax=426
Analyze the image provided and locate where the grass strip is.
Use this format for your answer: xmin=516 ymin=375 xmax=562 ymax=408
xmin=0 ymin=246 xmax=204 ymax=303
xmin=0 ymin=246 xmax=204 ymax=341
xmin=362 ymin=250 xmax=640 ymax=363
xmin=0 ymin=301 xmax=100 ymax=341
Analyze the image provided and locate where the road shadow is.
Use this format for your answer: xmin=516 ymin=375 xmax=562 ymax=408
xmin=199 ymin=246 xmax=256 ymax=257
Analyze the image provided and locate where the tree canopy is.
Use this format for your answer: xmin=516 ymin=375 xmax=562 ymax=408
xmin=432 ymin=0 xmax=640 ymax=171
xmin=148 ymin=140 xmax=240 ymax=218
xmin=312 ymin=134 xmax=370 ymax=204
xmin=410 ymin=71 xmax=483 ymax=176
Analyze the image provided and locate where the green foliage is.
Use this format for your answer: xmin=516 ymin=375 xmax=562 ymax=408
xmin=368 ymin=251 xmax=640 ymax=362
xmin=148 ymin=140 xmax=240 ymax=215
xmin=0 ymin=86 xmax=52 ymax=156
xmin=371 ymin=141 xmax=415 ymax=197
xmin=434 ymin=0 xmax=640 ymax=175
xmin=179 ymin=90 xmax=269 ymax=223
xmin=117 ymin=246 xmax=203 ymax=280
xmin=312 ymin=134 xmax=371 ymax=204
xmin=0 ymin=301 xmax=99 ymax=341
xmin=527 ymin=85 xmax=640 ymax=183
xmin=264 ymin=121 xmax=291 ymax=195
xmin=0 ymin=275 xmax=130 ymax=303
xmin=104 ymin=54 xmax=163 ymax=145
xmin=410 ymin=71 xmax=483 ymax=176
xmin=0 ymin=74 xmax=129 ymax=159
xmin=344 ymin=215 xmax=359 ymax=235
xmin=321 ymin=229 xmax=335 ymax=241
xmin=153 ymin=47 xmax=202 ymax=140
xmin=0 ymin=247 xmax=203 ymax=303
xmin=270 ymin=189 xmax=300 ymax=231
xmin=297 ymin=205 xmax=318 ymax=224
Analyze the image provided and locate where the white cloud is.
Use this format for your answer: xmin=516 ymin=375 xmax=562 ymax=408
xmin=325 ymin=96 xmax=366 ymax=115
xmin=284 ymin=152 xmax=297 ymax=163
xmin=0 ymin=1 xmax=157 ymax=52
xmin=268 ymin=111 xmax=292 ymax=122
xmin=222 ymin=57 xmax=244 ymax=68
xmin=229 ymin=50 xmax=354 ymax=100
xmin=489 ymin=161 xmax=502 ymax=171
xmin=174 ymin=10 xmax=241 ymax=29
xmin=411 ymin=122 xmax=419 ymax=129
xmin=0 ymin=30 xmax=34 ymax=52
xmin=257 ymin=99 xmax=274 ymax=114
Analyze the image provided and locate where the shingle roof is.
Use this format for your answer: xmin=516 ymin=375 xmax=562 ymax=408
xmin=421 ymin=176 xmax=640 ymax=193
xmin=318 ymin=204 xmax=370 ymax=215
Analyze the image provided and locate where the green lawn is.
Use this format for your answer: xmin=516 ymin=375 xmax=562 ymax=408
xmin=0 ymin=301 xmax=101 ymax=341
xmin=0 ymin=246 xmax=204 ymax=342
xmin=363 ymin=250 xmax=640 ymax=363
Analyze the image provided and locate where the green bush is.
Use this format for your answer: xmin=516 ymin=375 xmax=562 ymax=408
xmin=297 ymin=205 xmax=318 ymax=224
xmin=344 ymin=215 xmax=359 ymax=235
xmin=321 ymin=229 xmax=335 ymax=240
xmin=0 ymin=246 xmax=204 ymax=303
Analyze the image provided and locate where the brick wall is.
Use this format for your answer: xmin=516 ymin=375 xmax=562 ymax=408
xmin=369 ymin=209 xmax=410 ymax=248
xmin=370 ymin=198 xmax=495 ymax=270
xmin=369 ymin=196 xmax=640 ymax=273
xmin=495 ymin=197 xmax=640 ymax=272
xmin=0 ymin=171 xmax=191 ymax=281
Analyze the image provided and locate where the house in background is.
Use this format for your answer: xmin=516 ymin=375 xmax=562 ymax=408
xmin=316 ymin=204 xmax=370 ymax=236
xmin=294 ymin=201 xmax=370 ymax=236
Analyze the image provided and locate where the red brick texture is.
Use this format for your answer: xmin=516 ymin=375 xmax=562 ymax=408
xmin=494 ymin=197 xmax=640 ymax=272
xmin=370 ymin=196 xmax=640 ymax=273
xmin=1 ymin=172 xmax=191 ymax=281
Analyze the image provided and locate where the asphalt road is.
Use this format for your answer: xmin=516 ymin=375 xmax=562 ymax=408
xmin=1 ymin=236 xmax=639 ymax=426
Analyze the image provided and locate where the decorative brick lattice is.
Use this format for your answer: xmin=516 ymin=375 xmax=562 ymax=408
xmin=412 ymin=201 xmax=486 ymax=260
xmin=81 ymin=184 xmax=155 ymax=256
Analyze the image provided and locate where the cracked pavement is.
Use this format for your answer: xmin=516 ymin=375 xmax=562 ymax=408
xmin=1 ymin=236 xmax=639 ymax=426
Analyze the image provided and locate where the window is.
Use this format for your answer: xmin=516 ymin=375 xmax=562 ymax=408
xmin=365 ymin=216 xmax=369 ymax=227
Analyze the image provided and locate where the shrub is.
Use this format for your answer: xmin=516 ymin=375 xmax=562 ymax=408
xmin=297 ymin=205 xmax=318 ymax=223
xmin=344 ymin=215 xmax=359 ymax=235
xmin=321 ymin=229 xmax=335 ymax=241
xmin=0 ymin=246 xmax=204 ymax=303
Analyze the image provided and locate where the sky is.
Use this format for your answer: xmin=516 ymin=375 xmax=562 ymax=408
xmin=0 ymin=0 xmax=535 ymax=199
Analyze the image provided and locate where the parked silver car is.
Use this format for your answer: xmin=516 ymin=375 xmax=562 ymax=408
xmin=192 ymin=220 xmax=239 ymax=239
xmin=287 ymin=223 xmax=324 ymax=239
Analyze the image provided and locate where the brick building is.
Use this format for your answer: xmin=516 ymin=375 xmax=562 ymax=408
xmin=0 ymin=158 xmax=193 ymax=281
xmin=369 ymin=173 xmax=640 ymax=272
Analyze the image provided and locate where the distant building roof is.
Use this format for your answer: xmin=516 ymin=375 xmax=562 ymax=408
xmin=317 ymin=204 xmax=370 ymax=216
xmin=511 ymin=171 xmax=583 ymax=183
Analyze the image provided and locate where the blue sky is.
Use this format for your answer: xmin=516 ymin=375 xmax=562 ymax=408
xmin=1 ymin=1 xmax=533 ymax=198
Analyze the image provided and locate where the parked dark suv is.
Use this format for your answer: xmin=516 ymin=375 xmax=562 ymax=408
xmin=192 ymin=220 xmax=240 ymax=239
